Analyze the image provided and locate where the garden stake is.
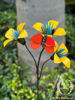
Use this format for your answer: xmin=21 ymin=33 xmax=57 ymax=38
xmin=3 ymin=21 xmax=71 ymax=100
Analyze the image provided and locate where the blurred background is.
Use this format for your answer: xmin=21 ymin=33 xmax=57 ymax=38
xmin=0 ymin=0 xmax=75 ymax=100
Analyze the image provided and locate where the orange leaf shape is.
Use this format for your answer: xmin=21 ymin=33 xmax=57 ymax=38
xmin=30 ymin=34 xmax=42 ymax=44
xmin=45 ymin=46 xmax=54 ymax=53
xmin=45 ymin=37 xmax=55 ymax=47
xmin=30 ymin=42 xmax=41 ymax=49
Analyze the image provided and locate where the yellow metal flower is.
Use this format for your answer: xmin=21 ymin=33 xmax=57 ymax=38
xmin=3 ymin=23 xmax=28 ymax=47
xmin=54 ymin=43 xmax=71 ymax=68
xmin=32 ymin=20 xmax=66 ymax=37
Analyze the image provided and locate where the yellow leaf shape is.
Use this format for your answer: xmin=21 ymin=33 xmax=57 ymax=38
xmin=61 ymin=56 xmax=71 ymax=68
xmin=18 ymin=30 xmax=28 ymax=38
xmin=54 ymin=53 xmax=61 ymax=63
xmin=5 ymin=28 xmax=15 ymax=39
xmin=48 ymin=20 xmax=59 ymax=29
xmin=54 ymin=41 xmax=59 ymax=52
xmin=3 ymin=39 xmax=12 ymax=47
xmin=53 ymin=28 xmax=66 ymax=36
xmin=32 ymin=22 xmax=43 ymax=32
xmin=17 ymin=22 xmax=26 ymax=32
xmin=58 ymin=43 xmax=68 ymax=53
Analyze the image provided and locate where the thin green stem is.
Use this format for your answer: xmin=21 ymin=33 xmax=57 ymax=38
xmin=18 ymin=39 xmax=37 ymax=66
xmin=39 ymin=57 xmax=51 ymax=80
xmin=24 ymin=43 xmax=37 ymax=67
xmin=37 ymin=48 xmax=44 ymax=68
xmin=36 ymin=48 xmax=44 ymax=99
xmin=39 ymin=53 xmax=54 ymax=80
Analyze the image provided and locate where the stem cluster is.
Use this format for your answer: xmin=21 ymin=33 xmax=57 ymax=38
xmin=18 ymin=39 xmax=52 ymax=100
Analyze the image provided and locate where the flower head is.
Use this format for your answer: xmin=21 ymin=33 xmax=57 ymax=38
xmin=41 ymin=22 xmax=54 ymax=36
xmin=32 ymin=20 xmax=66 ymax=36
xmin=3 ymin=23 xmax=28 ymax=47
xmin=30 ymin=33 xmax=55 ymax=53
xmin=54 ymin=43 xmax=71 ymax=68
xmin=30 ymin=20 xmax=65 ymax=53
